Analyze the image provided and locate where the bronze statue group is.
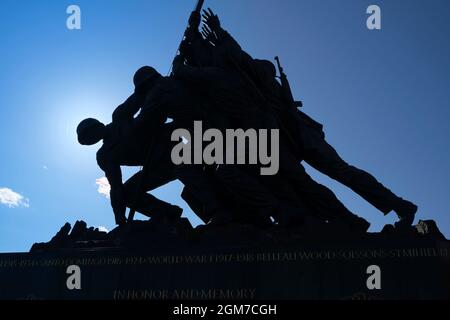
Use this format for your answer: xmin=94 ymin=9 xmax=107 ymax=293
xmin=76 ymin=8 xmax=417 ymax=234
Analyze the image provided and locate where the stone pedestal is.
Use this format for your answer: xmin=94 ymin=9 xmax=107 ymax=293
xmin=1 ymin=224 xmax=448 ymax=300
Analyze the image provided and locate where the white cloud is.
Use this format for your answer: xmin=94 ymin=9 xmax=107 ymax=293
xmin=0 ymin=188 xmax=29 ymax=208
xmin=97 ymin=226 xmax=109 ymax=233
xmin=95 ymin=177 xmax=111 ymax=199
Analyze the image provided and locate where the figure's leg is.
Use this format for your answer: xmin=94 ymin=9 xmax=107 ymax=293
xmin=177 ymin=163 xmax=277 ymax=227
xmin=212 ymin=164 xmax=282 ymax=226
xmin=213 ymin=165 xmax=276 ymax=208
xmin=302 ymin=128 xmax=417 ymax=225
xmin=277 ymin=142 xmax=370 ymax=231
xmin=180 ymin=186 xmax=211 ymax=224
xmin=175 ymin=164 xmax=232 ymax=224
xmin=123 ymin=167 xmax=181 ymax=220
xmin=256 ymin=165 xmax=311 ymax=226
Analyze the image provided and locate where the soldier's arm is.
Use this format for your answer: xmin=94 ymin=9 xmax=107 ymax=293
xmin=133 ymin=90 xmax=167 ymax=137
xmin=172 ymin=55 xmax=221 ymax=84
xmin=184 ymin=10 xmax=202 ymax=44
xmin=201 ymin=8 xmax=253 ymax=65
xmin=112 ymin=93 xmax=145 ymax=124
xmin=97 ymin=148 xmax=127 ymax=225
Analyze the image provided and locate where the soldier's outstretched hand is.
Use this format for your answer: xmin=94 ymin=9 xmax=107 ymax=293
xmin=202 ymin=8 xmax=221 ymax=32
xmin=201 ymin=24 xmax=217 ymax=43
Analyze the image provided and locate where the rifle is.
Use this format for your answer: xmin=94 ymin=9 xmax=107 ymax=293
xmin=274 ymin=56 xmax=303 ymax=109
xmin=176 ymin=0 xmax=205 ymax=54
xmin=168 ymin=0 xmax=205 ymax=75
xmin=128 ymin=0 xmax=205 ymax=224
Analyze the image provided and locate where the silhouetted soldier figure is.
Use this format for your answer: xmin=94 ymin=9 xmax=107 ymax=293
xmin=110 ymin=61 xmax=254 ymax=226
xmin=254 ymin=53 xmax=417 ymax=229
xmin=173 ymin=13 xmax=313 ymax=226
xmin=179 ymin=9 xmax=363 ymax=230
xmin=201 ymin=8 xmax=417 ymax=229
xmin=76 ymin=68 xmax=183 ymax=226
xmin=171 ymin=55 xmax=305 ymax=225
xmin=123 ymin=10 xmax=288 ymax=227
xmin=133 ymin=57 xmax=282 ymax=226
xmin=178 ymin=10 xmax=213 ymax=68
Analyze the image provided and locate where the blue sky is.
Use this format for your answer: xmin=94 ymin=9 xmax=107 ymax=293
xmin=0 ymin=0 xmax=449 ymax=252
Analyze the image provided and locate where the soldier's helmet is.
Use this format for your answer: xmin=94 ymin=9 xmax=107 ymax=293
xmin=77 ymin=118 xmax=105 ymax=146
xmin=253 ymin=59 xmax=277 ymax=79
xmin=133 ymin=66 xmax=161 ymax=93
